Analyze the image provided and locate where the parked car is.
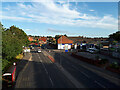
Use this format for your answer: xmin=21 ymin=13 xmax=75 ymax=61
xmin=38 ymin=49 xmax=41 ymax=53
xmin=88 ymin=48 xmax=98 ymax=54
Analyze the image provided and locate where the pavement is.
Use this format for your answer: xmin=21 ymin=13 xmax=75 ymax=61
xmin=76 ymin=52 xmax=120 ymax=65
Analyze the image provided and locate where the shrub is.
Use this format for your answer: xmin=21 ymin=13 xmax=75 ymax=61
xmin=95 ymin=55 xmax=99 ymax=60
xmin=2 ymin=59 xmax=10 ymax=73
xmin=98 ymin=58 xmax=108 ymax=64
xmin=109 ymin=62 xmax=120 ymax=69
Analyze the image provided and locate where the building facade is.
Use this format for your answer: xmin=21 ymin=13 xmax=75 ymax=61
xmin=57 ymin=35 xmax=73 ymax=49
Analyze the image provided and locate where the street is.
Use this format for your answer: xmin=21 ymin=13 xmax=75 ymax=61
xmin=2 ymin=2 xmax=120 ymax=89
xmin=15 ymin=48 xmax=75 ymax=88
xmin=15 ymin=46 xmax=120 ymax=88
xmin=49 ymin=52 xmax=120 ymax=88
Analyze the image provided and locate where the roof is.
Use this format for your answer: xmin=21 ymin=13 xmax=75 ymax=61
xmin=28 ymin=37 xmax=33 ymax=41
xmin=39 ymin=37 xmax=47 ymax=42
xmin=57 ymin=35 xmax=73 ymax=44
xmin=68 ymin=37 xmax=108 ymax=44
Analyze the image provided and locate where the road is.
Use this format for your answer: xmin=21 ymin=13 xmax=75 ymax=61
xmin=47 ymin=50 xmax=120 ymax=88
xmin=15 ymin=47 xmax=75 ymax=88
xmin=15 ymin=45 xmax=120 ymax=88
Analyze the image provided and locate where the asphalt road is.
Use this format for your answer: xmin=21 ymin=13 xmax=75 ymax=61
xmin=48 ymin=51 xmax=120 ymax=88
xmin=15 ymin=45 xmax=120 ymax=88
xmin=15 ymin=48 xmax=75 ymax=88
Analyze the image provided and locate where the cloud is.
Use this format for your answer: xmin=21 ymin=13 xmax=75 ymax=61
xmin=24 ymin=29 xmax=32 ymax=31
xmin=47 ymin=28 xmax=67 ymax=33
xmin=47 ymin=28 xmax=78 ymax=35
xmin=89 ymin=9 xmax=95 ymax=11
xmin=1 ymin=1 xmax=118 ymax=30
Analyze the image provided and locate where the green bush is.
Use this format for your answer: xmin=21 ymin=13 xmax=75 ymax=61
xmin=2 ymin=59 xmax=10 ymax=73
xmin=109 ymin=48 xmax=115 ymax=51
xmin=99 ymin=58 xmax=108 ymax=64
xmin=109 ymin=62 xmax=120 ymax=69
xmin=2 ymin=58 xmax=20 ymax=74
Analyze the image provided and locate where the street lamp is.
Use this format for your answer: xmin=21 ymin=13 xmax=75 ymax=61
xmin=60 ymin=35 xmax=62 ymax=66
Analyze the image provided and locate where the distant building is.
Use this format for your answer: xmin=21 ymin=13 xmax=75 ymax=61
xmin=39 ymin=37 xmax=47 ymax=44
xmin=28 ymin=37 xmax=34 ymax=41
xmin=68 ymin=36 xmax=108 ymax=49
xmin=57 ymin=35 xmax=73 ymax=49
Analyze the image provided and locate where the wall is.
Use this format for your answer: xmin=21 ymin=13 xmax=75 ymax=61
xmin=58 ymin=44 xmax=71 ymax=49
xmin=112 ymin=52 xmax=120 ymax=59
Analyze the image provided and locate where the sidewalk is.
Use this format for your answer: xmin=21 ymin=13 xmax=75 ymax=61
xmin=16 ymin=52 xmax=31 ymax=81
xmin=98 ymin=53 xmax=120 ymax=64
xmin=76 ymin=52 xmax=120 ymax=65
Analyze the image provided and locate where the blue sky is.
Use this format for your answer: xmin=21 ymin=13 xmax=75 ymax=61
xmin=1 ymin=1 xmax=118 ymax=37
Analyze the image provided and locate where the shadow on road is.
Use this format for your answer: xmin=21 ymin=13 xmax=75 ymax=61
xmin=16 ymin=59 xmax=29 ymax=81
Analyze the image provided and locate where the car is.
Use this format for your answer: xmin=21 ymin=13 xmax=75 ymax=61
xmin=38 ymin=49 xmax=41 ymax=53
xmin=88 ymin=48 xmax=98 ymax=54
xmin=32 ymin=47 xmax=34 ymax=49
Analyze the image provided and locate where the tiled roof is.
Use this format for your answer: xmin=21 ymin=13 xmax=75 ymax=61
xmin=58 ymin=36 xmax=73 ymax=44
xmin=68 ymin=37 xmax=108 ymax=43
xmin=39 ymin=37 xmax=47 ymax=42
xmin=28 ymin=37 xmax=33 ymax=41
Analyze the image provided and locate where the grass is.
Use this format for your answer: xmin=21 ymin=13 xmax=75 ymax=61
xmin=15 ymin=53 xmax=23 ymax=59
xmin=109 ymin=62 xmax=120 ymax=69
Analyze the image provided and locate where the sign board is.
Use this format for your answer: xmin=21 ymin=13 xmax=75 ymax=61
xmin=65 ymin=44 xmax=68 ymax=52
xmin=65 ymin=44 xmax=68 ymax=50
xmin=74 ymin=44 xmax=77 ymax=49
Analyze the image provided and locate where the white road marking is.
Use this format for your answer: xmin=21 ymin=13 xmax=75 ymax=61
xmin=81 ymin=71 xmax=90 ymax=78
xmin=49 ymin=76 xmax=54 ymax=86
xmin=71 ymin=65 xmax=90 ymax=78
xmin=94 ymin=80 xmax=106 ymax=88
xmin=37 ymin=52 xmax=54 ymax=87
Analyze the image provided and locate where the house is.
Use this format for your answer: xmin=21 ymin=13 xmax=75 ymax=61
xmin=68 ymin=36 xmax=108 ymax=50
xmin=28 ymin=36 xmax=34 ymax=41
xmin=39 ymin=37 xmax=47 ymax=44
xmin=57 ymin=35 xmax=73 ymax=49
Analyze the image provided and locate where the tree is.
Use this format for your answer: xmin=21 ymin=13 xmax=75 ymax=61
xmin=55 ymin=35 xmax=61 ymax=39
xmin=109 ymin=31 xmax=120 ymax=42
xmin=47 ymin=36 xmax=52 ymax=38
xmin=2 ymin=25 xmax=30 ymax=60
xmin=64 ymin=34 xmax=67 ymax=37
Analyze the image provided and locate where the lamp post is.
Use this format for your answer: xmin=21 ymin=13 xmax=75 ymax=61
xmin=60 ymin=35 xmax=62 ymax=66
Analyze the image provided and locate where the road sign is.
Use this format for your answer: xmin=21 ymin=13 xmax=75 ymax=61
xmin=65 ymin=44 xmax=68 ymax=52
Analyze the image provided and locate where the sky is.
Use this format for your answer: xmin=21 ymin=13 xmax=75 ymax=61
xmin=1 ymin=0 xmax=119 ymax=37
